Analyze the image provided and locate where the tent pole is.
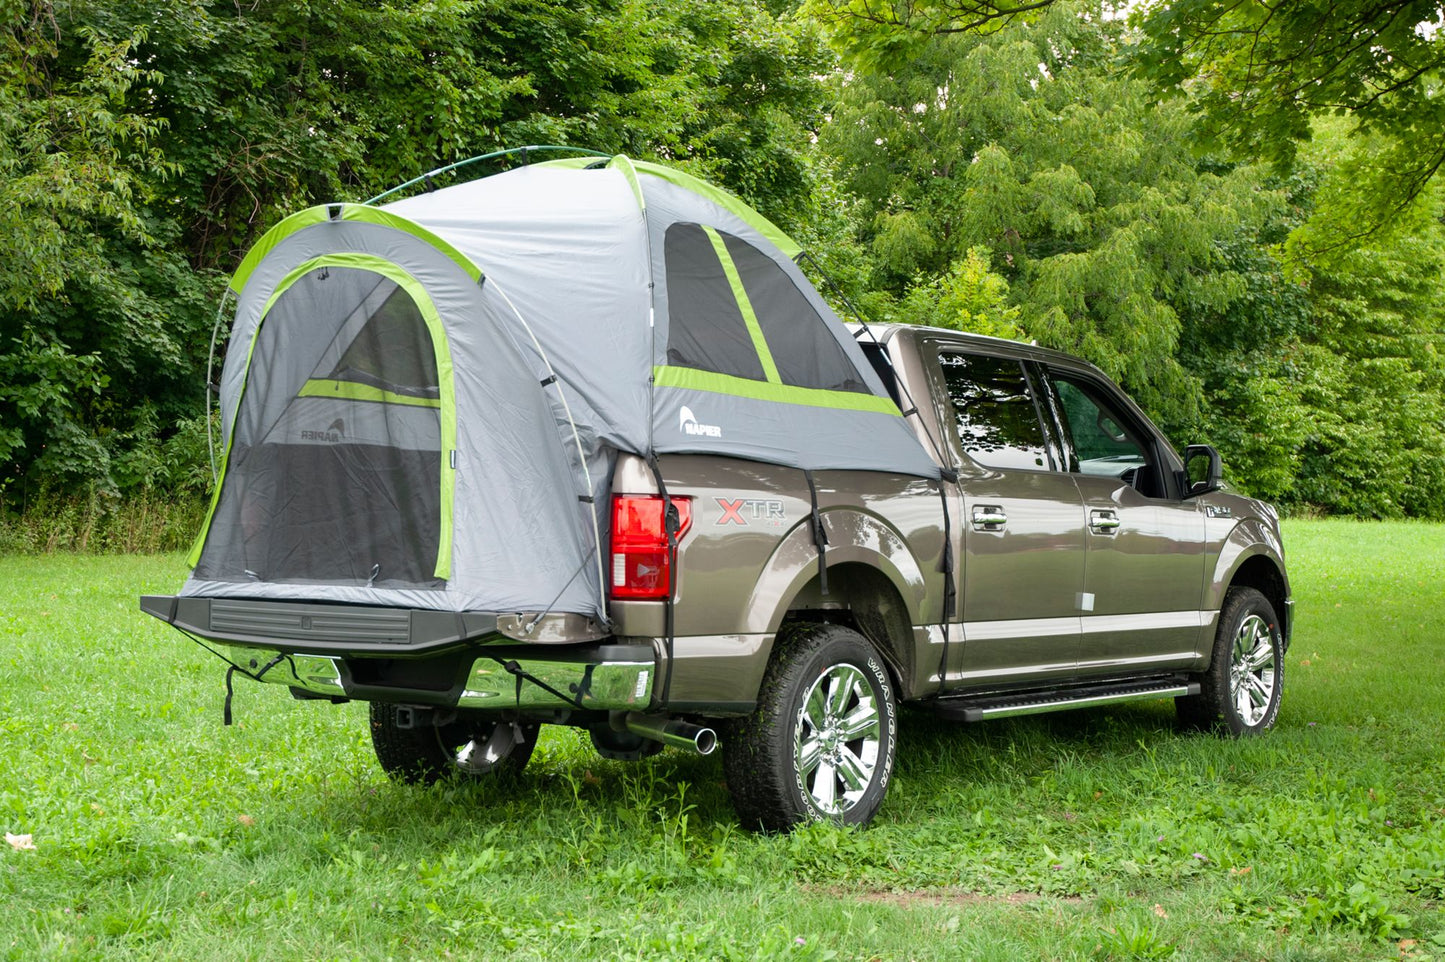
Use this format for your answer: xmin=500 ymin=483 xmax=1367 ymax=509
xmin=362 ymin=145 xmax=611 ymax=206
xmin=204 ymin=289 xmax=235 ymax=484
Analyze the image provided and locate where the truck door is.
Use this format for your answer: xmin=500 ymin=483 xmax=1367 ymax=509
xmin=1037 ymin=367 xmax=1207 ymax=675
xmin=933 ymin=348 xmax=1085 ymax=687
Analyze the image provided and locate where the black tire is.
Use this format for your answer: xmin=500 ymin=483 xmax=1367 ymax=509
xmin=1176 ymin=587 xmax=1284 ymax=735
xmin=723 ymin=624 xmax=898 ymax=832
xmin=369 ymin=704 xmax=538 ymax=784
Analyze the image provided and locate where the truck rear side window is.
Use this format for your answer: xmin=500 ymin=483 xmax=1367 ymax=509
xmin=859 ymin=341 xmax=901 ymax=407
xmin=939 ymin=352 xmax=1049 ymax=472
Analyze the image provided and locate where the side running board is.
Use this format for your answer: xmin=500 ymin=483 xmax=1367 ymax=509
xmin=935 ymin=679 xmax=1199 ymax=723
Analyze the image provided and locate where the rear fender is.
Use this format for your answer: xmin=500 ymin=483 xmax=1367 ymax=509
xmin=744 ymin=508 xmax=927 ymax=635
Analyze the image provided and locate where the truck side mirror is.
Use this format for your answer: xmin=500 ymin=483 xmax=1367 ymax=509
xmin=1183 ymin=444 xmax=1222 ymax=497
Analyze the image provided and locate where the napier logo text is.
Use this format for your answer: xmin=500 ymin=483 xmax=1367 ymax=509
xmin=678 ymin=405 xmax=722 ymax=438
xmin=302 ymin=418 xmax=346 ymax=443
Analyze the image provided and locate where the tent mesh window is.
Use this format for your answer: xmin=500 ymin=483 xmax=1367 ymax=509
xmin=327 ymin=285 xmax=440 ymax=399
xmin=716 ymin=231 xmax=869 ymax=394
xmin=663 ymin=223 xmax=873 ymax=395
xmin=663 ymin=223 xmax=768 ymax=380
xmin=196 ymin=267 xmax=444 ymax=588
xmin=663 ymin=222 xmax=873 ymax=395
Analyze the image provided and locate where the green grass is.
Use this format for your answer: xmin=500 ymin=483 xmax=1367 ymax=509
xmin=2 ymin=519 xmax=1443 ymax=960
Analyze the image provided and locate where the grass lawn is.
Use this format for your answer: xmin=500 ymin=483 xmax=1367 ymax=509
xmin=2 ymin=519 xmax=1443 ymax=960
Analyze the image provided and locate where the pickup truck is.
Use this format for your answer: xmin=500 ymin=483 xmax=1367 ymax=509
xmin=144 ymin=321 xmax=1290 ymax=831
xmin=141 ymin=155 xmax=1289 ymax=832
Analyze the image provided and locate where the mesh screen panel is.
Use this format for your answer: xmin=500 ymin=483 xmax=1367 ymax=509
xmin=197 ymin=267 xmax=444 ymax=587
xmin=719 ymin=232 xmax=869 ymax=394
xmin=663 ymin=224 xmax=767 ymax=380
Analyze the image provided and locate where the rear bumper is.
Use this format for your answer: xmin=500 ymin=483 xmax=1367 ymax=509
xmin=141 ymin=594 xmax=499 ymax=656
xmin=141 ymin=595 xmax=652 ymax=711
xmin=177 ymin=638 xmax=657 ymax=712
xmin=209 ymin=641 xmax=657 ymax=711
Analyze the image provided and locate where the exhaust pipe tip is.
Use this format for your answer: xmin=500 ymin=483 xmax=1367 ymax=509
xmin=624 ymin=713 xmax=718 ymax=756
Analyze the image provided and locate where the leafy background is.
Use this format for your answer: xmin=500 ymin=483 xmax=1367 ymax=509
xmin=2 ymin=0 xmax=1443 ymax=544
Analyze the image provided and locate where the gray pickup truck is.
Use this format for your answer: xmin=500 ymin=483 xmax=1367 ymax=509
xmin=142 ymin=153 xmax=1289 ymax=831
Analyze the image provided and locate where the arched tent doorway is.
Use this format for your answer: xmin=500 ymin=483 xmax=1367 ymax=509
xmin=187 ymin=206 xmax=606 ymax=617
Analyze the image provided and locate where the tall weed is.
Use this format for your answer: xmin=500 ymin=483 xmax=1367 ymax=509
xmin=0 ymin=490 xmax=206 ymax=553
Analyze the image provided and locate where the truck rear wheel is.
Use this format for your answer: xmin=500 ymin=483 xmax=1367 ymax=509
xmin=369 ymin=704 xmax=538 ymax=784
xmin=723 ymin=624 xmax=898 ymax=832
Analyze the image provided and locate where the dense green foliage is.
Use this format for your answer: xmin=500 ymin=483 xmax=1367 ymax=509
xmin=815 ymin=9 xmax=1274 ymax=429
xmin=0 ymin=0 xmax=830 ymax=515
xmin=0 ymin=1 xmax=214 ymax=507
xmin=808 ymin=0 xmax=1445 ymax=231
xmin=1135 ymin=0 xmax=1445 ymax=249
xmin=809 ymin=4 xmax=1445 ymax=515
xmin=4 ymin=521 xmax=1444 ymax=957
xmin=2 ymin=0 xmax=1442 ymax=529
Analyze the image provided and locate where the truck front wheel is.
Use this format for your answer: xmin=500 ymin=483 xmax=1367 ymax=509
xmin=723 ymin=624 xmax=898 ymax=832
xmin=1176 ymin=586 xmax=1284 ymax=735
xmin=369 ymin=704 xmax=538 ymax=784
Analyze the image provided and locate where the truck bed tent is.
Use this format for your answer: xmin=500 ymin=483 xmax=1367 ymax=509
xmin=184 ymin=155 xmax=941 ymax=620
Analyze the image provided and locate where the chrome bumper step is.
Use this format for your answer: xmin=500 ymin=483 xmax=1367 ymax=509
xmin=935 ymin=679 xmax=1199 ymax=723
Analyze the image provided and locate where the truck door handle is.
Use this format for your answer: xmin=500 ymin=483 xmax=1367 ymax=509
xmin=1090 ymin=509 xmax=1121 ymax=533
xmin=971 ymin=505 xmax=1007 ymax=529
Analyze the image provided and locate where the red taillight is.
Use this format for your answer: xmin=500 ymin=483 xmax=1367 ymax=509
xmin=610 ymin=494 xmax=692 ymax=600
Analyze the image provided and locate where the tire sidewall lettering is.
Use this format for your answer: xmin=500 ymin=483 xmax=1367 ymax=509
xmin=866 ymin=656 xmax=897 ymax=787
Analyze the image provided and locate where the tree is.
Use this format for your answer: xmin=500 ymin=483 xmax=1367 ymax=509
xmin=1288 ymin=178 xmax=1445 ymax=518
xmin=891 ymin=247 xmax=1024 ymax=338
xmin=0 ymin=3 xmax=213 ymax=502
xmin=1 ymin=0 xmax=835 ymax=509
xmin=807 ymin=0 xmax=1445 ymax=240
xmin=1136 ymin=0 xmax=1445 ymax=245
xmin=801 ymin=0 xmax=1074 ymax=68
xmin=814 ymin=6 xmax=1282 ymax=431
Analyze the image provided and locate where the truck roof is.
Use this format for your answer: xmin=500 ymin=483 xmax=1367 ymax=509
xmin=850 ymin=323 xmax=1108 ymax=373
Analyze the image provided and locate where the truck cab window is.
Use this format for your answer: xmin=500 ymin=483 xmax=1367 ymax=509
xmin=1050 ymin=375 xmax=1165 ymax=498
xmin=939 ymin=352 xmax=1050 ymax=471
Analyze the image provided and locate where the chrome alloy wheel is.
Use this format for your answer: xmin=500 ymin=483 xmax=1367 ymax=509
xmin=794 ymin=664 xmax=882 ymax=816
xmin=1229 ymin=613 xmax=1277 ymax=728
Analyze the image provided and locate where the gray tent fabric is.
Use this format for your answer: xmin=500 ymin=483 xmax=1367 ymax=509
xmin=183 ymin=157 xmax=940 ymax=618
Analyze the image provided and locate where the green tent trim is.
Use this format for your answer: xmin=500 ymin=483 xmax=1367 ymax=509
xmin=192 ymin=252 xmax=458 ymax=580
xmin=700 ymin=225 xmax=782 ymax=383
xmin=608 ymin=155 xmax=647 ymax=213
xmin=653 ymin=365 xmax=902 ymax=415
xmin=229 ymin=205 xmax=483 ymax=295
xmin=538 ymin=156 xmax=801 ymax=259
xmin=297 ymin=378 xmax=442 ymax=409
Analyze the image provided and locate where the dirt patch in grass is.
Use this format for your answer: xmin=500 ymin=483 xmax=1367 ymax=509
xmin=818 ymin=886 xmax=1083 ymax=908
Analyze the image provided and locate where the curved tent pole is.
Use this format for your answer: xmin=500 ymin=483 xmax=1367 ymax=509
xmin=799 ymin=249 xmax=960 ymax=692
xmin=205 ymin=288 xmax=236 ymax=483
xmin=362 ymin=145 xmax=612 ymax=206
xmin=484 ymin=277 xmax=611 ymax=626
